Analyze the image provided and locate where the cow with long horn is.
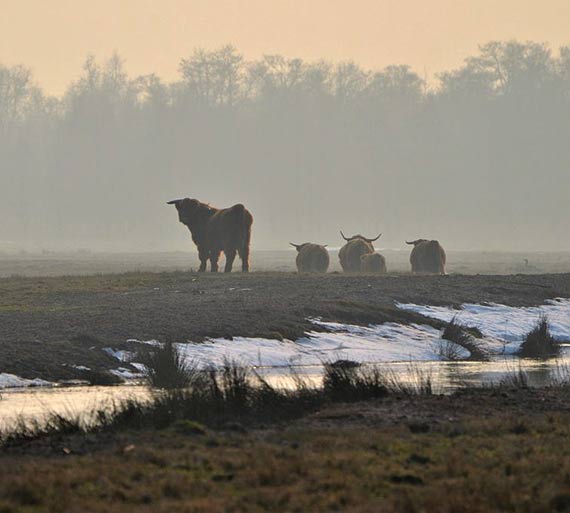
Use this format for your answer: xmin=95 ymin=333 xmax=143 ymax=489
xmin=338 ymin=231 xmax=382 ymax=272
xmin=290 ymin=242 xmax=330 ymax=273
xmin=167 ymin=198 xmax=253 ymax=272
xmin=406 ymin=239 xmax=446 ymax=274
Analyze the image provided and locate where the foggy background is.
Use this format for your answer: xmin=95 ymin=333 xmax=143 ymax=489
xmin=1 ymin=41 xmax=569 ymax=252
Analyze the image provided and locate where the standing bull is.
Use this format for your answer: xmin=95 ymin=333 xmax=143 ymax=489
xmin=290 ymin=243 xmax=330 ymax=273
xmin=338 ymin=231 xmax=381 ymax=272
xmin=360 ymin=252 xmax=387 ymax=273
xmin=167 ymin=198 xmax=253 ymax=272
xmin=406 ymin=239 xmax=446 ymax=274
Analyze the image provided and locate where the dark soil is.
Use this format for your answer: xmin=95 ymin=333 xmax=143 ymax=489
xmin=1 ymin=271 xmax=569 ymax=381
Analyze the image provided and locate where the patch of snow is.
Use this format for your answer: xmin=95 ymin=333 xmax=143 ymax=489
xmin=173 ymin=322 xmax=456 ymax=369
xmin=0 ymin=373 xmax=52 ymax=389
xmin=397 ymin=298 xmax=570 ymax=355
xmin=110 ymin=367 xmax=145 ymax=380
xmin=126 ymin=339 xmax=160 ymax=346
xmin=123 ymin=299 xmax=570 ymax=374
xmin=71 ymin=365 xmax=91 ymax=371
xmin=103 ymin=348 xmax=136 ymax=362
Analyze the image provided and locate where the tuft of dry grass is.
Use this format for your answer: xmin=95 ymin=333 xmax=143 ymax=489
xmin=518 ymin=316 xmax=560 ymax=358
xmin=442 ymin=316 xmax=490 ymax=361
xmin=140 ymin=340 xmax=195 ymax=390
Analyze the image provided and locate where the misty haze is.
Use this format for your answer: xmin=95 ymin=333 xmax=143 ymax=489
xmin=2 ymin=41 xmax=570 ymax=254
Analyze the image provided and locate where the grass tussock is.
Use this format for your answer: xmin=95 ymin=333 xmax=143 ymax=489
xmin=442 ymin=316 xmax=490 ymax=361
xmin=383 ymin=364 xmax=435 ymax=395
xmin=518 ymin=316 xmax=560 ymax=358
xmin=140 ymin=340 xmax=194 ymax=389
xmin=2 ymin=413 xmax=84 ymax=446
xmin=322 ymin=362 xmax=389 ymax=401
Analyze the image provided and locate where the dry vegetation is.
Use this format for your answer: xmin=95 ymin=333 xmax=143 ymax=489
xmin=2 ymin=390 xmax=570 ymax=512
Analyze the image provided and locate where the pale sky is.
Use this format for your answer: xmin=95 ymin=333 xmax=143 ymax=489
xmin=1 ymin=0 xmax=569 ymax=95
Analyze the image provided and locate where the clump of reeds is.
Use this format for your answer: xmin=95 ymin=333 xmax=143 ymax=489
xmin=518 ymin=316 xmax=560 ymax=358
xmin=322 ymin=362 xmax=388 ymax=402
xmin=381 ymin=364 xmax=434 ymax=395
xmin=2 ymin=413 xmax=84 ymax=447
xmin=442 ymin=316 xmax=489 ymax=361
xmin=498 ymin=365 xmax=530 ymax=389
xmin=139 ymin=340 xmax=195 ymax=389
xmin=435 ymin=338 xmax=463 ymax=361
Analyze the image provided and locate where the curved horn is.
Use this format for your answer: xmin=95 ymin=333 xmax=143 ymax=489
xmin=167 ymin=199 xmax=184 ymax=205
xmin=366 ymin=233 xmax=382 ymax=243
xmin=405 ymin=240 xmax=419 ymax=245
xmin=340 ymin=230 xmax=350 ymax=241
xmin=289 ymin=242 xmax=300 ymax=250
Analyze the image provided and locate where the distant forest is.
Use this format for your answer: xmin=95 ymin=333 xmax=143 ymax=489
xmin=1 ymin=41 xmax=569 ymax=251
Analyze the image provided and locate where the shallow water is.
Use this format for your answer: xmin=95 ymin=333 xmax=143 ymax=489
xmin=0 ymin=385 xmax=151 ymax=432
xmin=1 ymin=357 xmax=569 ymax=432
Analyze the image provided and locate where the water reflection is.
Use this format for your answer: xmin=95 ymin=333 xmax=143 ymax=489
xmin=257 ymin=356 xmax=570 ymax=392
xmin=1 ymin=357 xmax=569 ymax=431
xmin=0 ymin=385 xmax=150 ymax=432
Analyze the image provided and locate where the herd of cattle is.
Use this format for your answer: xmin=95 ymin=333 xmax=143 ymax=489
xmin=168 ymin=198 xmax=446 ymax=275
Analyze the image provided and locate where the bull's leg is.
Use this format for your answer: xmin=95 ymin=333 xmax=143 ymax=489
xmin=238 ymin=245 xmax=250 ymax=272
xmin=210 ymin=250 xmax=221 ymax=272
xmin=224 ymin=249 xmax=236 ymax=273
xmin=198 ymin=248 xmax=209 ymax=272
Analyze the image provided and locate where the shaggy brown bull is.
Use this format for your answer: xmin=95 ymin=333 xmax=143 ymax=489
xmin=167 ymin=198 xmax=253 ymax=272
xmin=338 ymin=231 xmax=381 ymax=272
xmin=406 ymin=239 xmax=446 ymax=274
xmin=290 ymin=243 xmax=330 ymax=273
xmin=360 ymin=252 xmax=387 ymax=273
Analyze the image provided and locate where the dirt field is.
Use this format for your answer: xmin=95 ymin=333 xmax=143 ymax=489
xmin=1 ymin=264 xmax=570 ymax=382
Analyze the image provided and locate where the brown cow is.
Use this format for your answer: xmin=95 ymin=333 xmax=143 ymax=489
xmin=360 ymin=252 xmax=387 ymax=273
xmin=338 ymin=231 xmax=381 ymax=272
xmin=167 ymin=198 xmax=253 ymax=272
xmin=290 ymin=243 xmax=330 ymax=273
xmin=406 ymin=239 xmax=446 ymax=274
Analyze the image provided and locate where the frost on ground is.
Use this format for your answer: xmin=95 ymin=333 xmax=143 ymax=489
xmin=0 ymin=373 xmax=52 ymax=389
xmin=397 ymin=298 xmax=570 ymax=355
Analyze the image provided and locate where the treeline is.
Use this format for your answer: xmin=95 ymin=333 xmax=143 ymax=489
xmin=1 ymin=41 xmax=570 ymax=251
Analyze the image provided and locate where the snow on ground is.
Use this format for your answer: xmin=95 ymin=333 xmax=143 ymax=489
xmin=107 ymin=299 xmax=570 ymax=373
xmin=174 ymin=322 xmax=464 ymax=368
xmin=0 ymin=373 xmax=52 ymax=389
xmin=102 ymin=348 xmax=136 ymax=362
xmin=397 ymin=298 xmax=570 ymax=355
xmin=110 ymin=367 xmax=146 ymax=380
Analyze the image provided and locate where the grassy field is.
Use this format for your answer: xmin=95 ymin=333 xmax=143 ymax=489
xmin=1 ymin=386 xmax=570 ymax=512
